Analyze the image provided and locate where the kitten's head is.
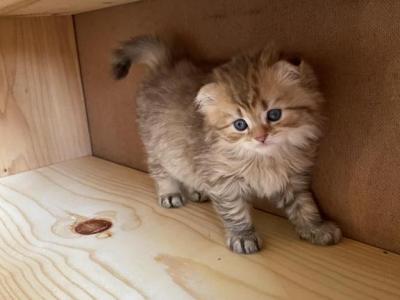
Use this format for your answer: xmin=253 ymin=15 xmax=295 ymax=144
xmin=196 ymin=45 xmax=324 ymax=157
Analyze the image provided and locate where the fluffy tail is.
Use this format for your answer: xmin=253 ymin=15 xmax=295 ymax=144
xmin=112 ymin=35 xmax=171 ymax=79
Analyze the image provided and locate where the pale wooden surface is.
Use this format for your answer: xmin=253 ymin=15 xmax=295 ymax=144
xmin=0 ymin=0 xmax=141 ymax=16
xmin=0 ymin=17 xmax=91 ymax=178
xmin=0 ymin=156 xmax=398 ymax=299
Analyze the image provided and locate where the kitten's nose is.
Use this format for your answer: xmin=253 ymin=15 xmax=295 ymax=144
xmin=255 ymin=134 xmax=268 ymax=143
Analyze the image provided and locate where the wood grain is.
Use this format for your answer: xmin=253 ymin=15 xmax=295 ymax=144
xmin=0 ymin=0 xmax=141 ymax=16
xmin=0 ymin=17 xmax=91 ymax=178
xmin=0 ymin=156 xmax=398 ymax=299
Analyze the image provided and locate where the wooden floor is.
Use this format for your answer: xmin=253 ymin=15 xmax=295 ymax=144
xmin=0 ymin=157 xmax=399 ymax=300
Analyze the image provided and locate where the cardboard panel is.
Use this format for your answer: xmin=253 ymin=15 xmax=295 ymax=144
xmin=75 ymin=0 xmax=400 ymax=253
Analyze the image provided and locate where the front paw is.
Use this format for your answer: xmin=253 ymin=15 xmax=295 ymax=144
xmin=227 ymin=231 xmax=263 ymax=254
xmin=159 ymin=193 xmax=185 ymax=208
xmin=296 ymin=221 xmax=342 ymax=245
xmin=189 ymin=191 xmax=209 ymax=203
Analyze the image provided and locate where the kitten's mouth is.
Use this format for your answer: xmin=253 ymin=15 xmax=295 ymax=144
xmin=256 ymin=140 xmax=274 ymax=147
xmin=251 ymin=140 xmax=276 ymax=154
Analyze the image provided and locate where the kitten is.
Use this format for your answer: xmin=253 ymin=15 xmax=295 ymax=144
xmin=112 ymin=36 xmax=342 ymax=254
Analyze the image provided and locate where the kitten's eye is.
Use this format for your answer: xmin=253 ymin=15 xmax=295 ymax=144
xmin=267 ymin=109 xmax=282 ymax=122
xmin=233 ymin=119 xmax=248 ymax=131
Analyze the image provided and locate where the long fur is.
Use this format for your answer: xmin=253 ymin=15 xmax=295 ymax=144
xmin=112 ymin=36 xmax=171 ymax=79
xmin=112 ymin=36 xmax=342 ymax=254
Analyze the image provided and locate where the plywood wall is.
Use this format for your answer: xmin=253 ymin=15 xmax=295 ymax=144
xmin=75 ymin=0 xmax=400 ymax=253
xmin=0 ymin=0 xmax=140 ymax=16
xmin=0 ymin=16 xmax=91 ymax=177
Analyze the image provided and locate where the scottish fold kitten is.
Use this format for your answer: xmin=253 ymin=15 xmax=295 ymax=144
xmin=112 ymin=36 xmax=342 ymax=254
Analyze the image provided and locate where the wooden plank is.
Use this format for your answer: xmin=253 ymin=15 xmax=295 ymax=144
xmin=0 ymin=0 xmax=141 ymax=16
xmin=0 ymin=156 xmax=398 ymax=299
xmin=0 ymin=17 xmax=91 ymax=178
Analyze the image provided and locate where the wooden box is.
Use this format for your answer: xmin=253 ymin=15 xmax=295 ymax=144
xmin=1 ymin=1 xmax=399 ymax=299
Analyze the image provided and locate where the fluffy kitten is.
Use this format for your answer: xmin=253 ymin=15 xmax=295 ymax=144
xmin=112 ymin=36 xmax=342 ymax=254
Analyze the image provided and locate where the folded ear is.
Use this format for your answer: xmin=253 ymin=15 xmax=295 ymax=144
xmin=195 ymin=83 xmax=220 ymax=113
xmin=273 ymin=60 xmax=302 ymax=83
xmin=272 ymin=57 xmax=318 ymax=88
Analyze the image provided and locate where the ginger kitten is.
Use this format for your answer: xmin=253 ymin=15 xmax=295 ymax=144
xmin=112 ymin=36 xmax=342 ymax=254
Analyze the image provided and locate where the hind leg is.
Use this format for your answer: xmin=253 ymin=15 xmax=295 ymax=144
xmin=149 ymin=160 xmax=185 ymax=208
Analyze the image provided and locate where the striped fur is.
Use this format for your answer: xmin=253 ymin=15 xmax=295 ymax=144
xmin=112 ymin=36 xmax=342 ymax=254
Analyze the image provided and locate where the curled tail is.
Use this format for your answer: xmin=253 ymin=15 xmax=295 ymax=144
xmin=112 ymin=35 xmax=171 ymax=79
